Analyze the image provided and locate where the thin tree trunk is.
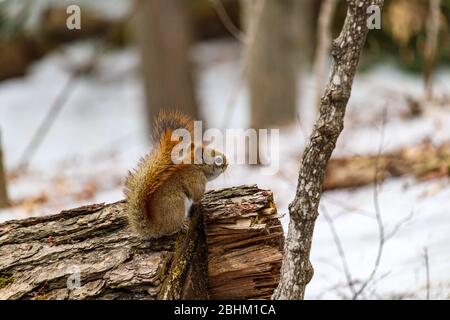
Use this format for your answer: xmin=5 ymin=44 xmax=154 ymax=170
xmin=242 ymin=0 xmax=312 ymax=129
xmin=273 ymin=0 xmax=385 ymax=300
xmin=134 ymin=0 xmax=200 ymax=132
xmin=0 ymin=130 xmax=9 ymax=209
xmin=424 ymin=0 xmax=441 ymax=102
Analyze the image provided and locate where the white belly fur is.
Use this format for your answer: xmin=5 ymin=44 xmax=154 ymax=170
xmin=184 ymin=196 xmax=193 ymax=218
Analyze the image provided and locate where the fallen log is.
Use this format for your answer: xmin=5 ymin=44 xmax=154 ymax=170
xmin=0 ymin=185 xmax=283 ymax=300
xmin=324 ymin=141 xmax=450 ymax=190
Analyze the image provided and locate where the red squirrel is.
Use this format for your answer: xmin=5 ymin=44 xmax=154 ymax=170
xmin=124 ymin=111 xmax=227 ymax=238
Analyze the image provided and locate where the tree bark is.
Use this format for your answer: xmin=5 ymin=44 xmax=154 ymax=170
xmin=134 ymin=0 xmax=200 ymax=132
xmin=0 ymin=131 xmax=9 ymax=209
xmin=241 ymin=0 xmax=312 ymax=129
xmin=273 ymin=0 xmax=385 ymax=300
xmin=0 ymin=201 xmax=206 ymax=300
xmin=0 ymin=185 xmax=282 ymax=300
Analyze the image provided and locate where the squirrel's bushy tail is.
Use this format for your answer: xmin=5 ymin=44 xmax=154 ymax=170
xmin=151 ymin=110 xmax=194 ymax=145
xmin=124 ymin=110 xmax=194 ymax=237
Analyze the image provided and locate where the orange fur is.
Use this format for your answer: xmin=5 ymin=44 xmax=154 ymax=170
xmin=124 ymin=111 xmax=194 ymax=220
xmin=124 ymin=111 xmax=227 ymax=238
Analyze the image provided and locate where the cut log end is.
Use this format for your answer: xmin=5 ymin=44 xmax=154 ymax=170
xmin=202 ymin=185 xmax=284 ymax=300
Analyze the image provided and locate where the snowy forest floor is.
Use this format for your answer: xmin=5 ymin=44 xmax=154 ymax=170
xmin=1 ymin=39 xmax=449 ymax=299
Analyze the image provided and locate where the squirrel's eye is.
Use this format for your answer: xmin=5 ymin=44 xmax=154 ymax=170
xmin=214 ymin=155 xmax=223 ymax=166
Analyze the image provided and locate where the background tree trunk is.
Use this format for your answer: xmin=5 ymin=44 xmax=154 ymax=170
xmin=241 ymin=0 xmax=312 ymax=129
xmin=424 ymin=0 xmax=442 ymax=101
xmin=273 ymin=0 xmax=385 ymax=300
xmin=134 ymin=0 xmax=200 ymax=133
xmin=0 ymin=130 xmax=9 ymax=209
xmin=0 ymin=186 xmax=282 ymax=300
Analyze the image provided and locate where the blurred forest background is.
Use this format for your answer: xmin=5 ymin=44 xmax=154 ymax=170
xmin=0 ymin=0 xmax=449 ymax=299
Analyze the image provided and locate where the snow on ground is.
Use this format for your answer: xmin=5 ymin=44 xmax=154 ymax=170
xmin=0 ymin=39 xmax=449 ymax=299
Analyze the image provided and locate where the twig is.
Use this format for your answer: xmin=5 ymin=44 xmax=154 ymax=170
xmin=352 ymin=108 xmax=387 ymax=300
xmin=364 ymin=271 xmax=391 ymax=299
xmin=17 ymin=72 xmax=79 ymax=170
xmin=321 ymin=205 xmax=357 ymax=297
xmin=322 ymin=194 xmax=377 ymax=219
xmin=385 ymin=210 xmax=414 ymax=241
xmin=17 ymin=44 xmax=103 ymax=171
xmin=423 ymin=247 xmax=431 ymax=300
xmin=209 ymin=0 xmax=245 ymax=43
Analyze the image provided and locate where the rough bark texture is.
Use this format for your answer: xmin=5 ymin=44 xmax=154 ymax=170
xmin=134 ymin=0 xmax=200 ymax=131
xmin=273 ymin=0 xmax=385 ymax=300
xmin=241 ymin=0 xmax=312 ymax=129
xmin=0 ymin=132 xmax=9 ymax=209
xmin=202 ymin=186 xmax=283 ymax=299
xmin=0 ymin=201 xmax=206 ymax=300
xmin=0 ymin=186 xmax=282 ymax=300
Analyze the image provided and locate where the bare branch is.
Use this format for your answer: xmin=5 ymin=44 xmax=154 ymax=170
xmin=273 ymin=0 xmax=385 ymax=300
xmin=352 ymin=108 xmax=387 ymax=300
xmin=209 ymin=0 xmax=245 ymax=43
xmin=423 ymin=247 xmax=431 ymax=300
xmin=17 ymin=72 xmax=79 ymax=171
xmin=385 ymin=210 xmax=414 ymax=241
xmin=323 ymin=194 xmax=376 ymax=219
xmin=321 ymin=205 xmax=357 ymax=296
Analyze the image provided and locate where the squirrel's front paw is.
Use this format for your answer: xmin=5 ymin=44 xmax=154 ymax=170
xmin=180 ymin=220 xmax=190 ymax=233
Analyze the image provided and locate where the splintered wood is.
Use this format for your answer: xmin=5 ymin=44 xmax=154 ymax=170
xmin=201 ymin=185 xmax=284 ymax=300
